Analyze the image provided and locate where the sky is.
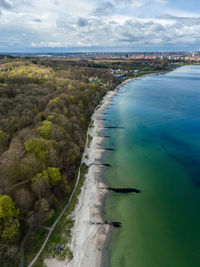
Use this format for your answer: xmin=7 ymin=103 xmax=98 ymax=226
xmin=0 ymin=0 xmax=200 ymax=52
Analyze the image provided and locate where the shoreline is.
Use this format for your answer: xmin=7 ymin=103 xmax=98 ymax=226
xmin=44 ymin=76 xmax=131 ymax=267
xmin=44 ymin=70 xmax=177 ymax=267
xmin=65 ymin=88 xmax=118 ymax=267
xmin=44 ymin=80 xmax=120 ymax=267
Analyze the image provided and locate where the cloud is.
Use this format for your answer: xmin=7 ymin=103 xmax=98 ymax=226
xmin=32 ymin=18 xmax=42 ymax=23
xmin=160 ymin=14 xmax=200 ymax=25
xmin=0 ymin=0 xmax=200 ymax=51
xmin=0 ymin=0 xmax=11 ymax=9
xmin=113 ymin=0 xmax=166 ymax=9
xmin=28 ymin=15 xmax=200 ymax=49
xmin=0 ymin=0 xmax=11 ymax=14
xmin=77 ymin=17 xmax=88 ymax=27
xmin=92 ymin=2 xmax=114 ymax=16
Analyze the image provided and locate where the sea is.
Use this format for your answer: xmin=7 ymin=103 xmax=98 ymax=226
xmin=101 ymin=65 xmax=200 ymax=267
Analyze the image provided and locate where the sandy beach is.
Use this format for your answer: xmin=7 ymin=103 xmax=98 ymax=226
xmin=64 ymin=90 xmax=116 ymax=267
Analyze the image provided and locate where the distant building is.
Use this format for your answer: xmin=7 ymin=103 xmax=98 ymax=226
xmin=160 ymin=56 xmax=167 ymax=60
xmin=88 ymin=76 xmax=98 ymax=82
xmin=192 ymin=52 xmax=198 ymax=57
xmin=113 ymin=73 xmax=126 ymax=78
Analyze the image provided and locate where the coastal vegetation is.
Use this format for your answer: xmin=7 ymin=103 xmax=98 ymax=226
xmin=0 ymin=56 xmax=175 ymax=266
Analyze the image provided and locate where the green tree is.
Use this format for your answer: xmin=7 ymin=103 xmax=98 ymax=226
xmin=45 ymin=167 xmax=61 ymax=185
xmin=32 ymin=167 xmax=61 ymax=187
xmin=0 ymin=195 xmax=20 ymax=241
xmin=69 ymin=95 xmax=75 ymax=102
xmin=24 ymin=137 xmax=50 ymax=164
xmin=37 ymin=120 xmax=53 ymax=139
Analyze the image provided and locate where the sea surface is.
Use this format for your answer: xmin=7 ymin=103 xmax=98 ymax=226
xmin=101 ymin=66 xmax=200 ymax=267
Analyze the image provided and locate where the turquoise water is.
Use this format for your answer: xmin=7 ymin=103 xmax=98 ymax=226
xmin=101 ymin=66 xmax=200 ymax=267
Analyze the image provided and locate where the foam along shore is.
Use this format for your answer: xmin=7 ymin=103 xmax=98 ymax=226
xmin=44 ymin=78 xmax=137 ymax=267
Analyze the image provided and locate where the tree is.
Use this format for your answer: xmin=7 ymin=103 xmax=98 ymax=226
xmin=14 ymin=188 xmax=33 ymax=214
xmin=34 ymin=198 xmax=51 ymax=223
xmin=37 ymin=120 xmax=52 ymax=139
xmin=5 ymin=162 xmax=33 ymax=183
xmin=0 ymin=242 xmax=19 ymax=267
xmin=32 ymin=167 xmax=61 ymax=187
xmin=24 ymin=137 xmax=50 ymax=164
xmin=0 ymin=130 xmax=9 ymax=152
xmin=0 ymin=195 xmax=20 ymax=241
xmin=32 ymin=175 xmax=50 ymax=198
xmin=46 ymin=167 xmax=61 ymax=185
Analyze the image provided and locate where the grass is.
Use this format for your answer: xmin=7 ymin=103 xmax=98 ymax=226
xmin=24 ymin=229 xmax=48 ymax=266
xmin=134 ymin=72 xmax=152 ymax=78
xmin=31 ymin=163 xmax=89 ymax=267
xmin=44 ymin=194 xmax=70 ymax=228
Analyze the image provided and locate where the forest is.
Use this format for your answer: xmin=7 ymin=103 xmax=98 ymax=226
xmin=0 ymin=56 xmax=174 ymax=265
xmin=0 ymin=57 xmax=120 ymax=265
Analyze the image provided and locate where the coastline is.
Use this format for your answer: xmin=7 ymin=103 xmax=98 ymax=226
xmin=44 ymin=82 xmax=120 ymax=267
xmin=64 ymin=78 xmax=138 ymax=267
xmin=44 ymin=76 xmax=132 ymax=267
xmin=44 ymin=70 xmax=177 ymax=267
xmin=64 ymin=88 xmax=118 ymax=267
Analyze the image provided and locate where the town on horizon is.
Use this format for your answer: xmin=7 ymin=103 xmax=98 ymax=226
xmin=1 ymin=51 xmax=200 ymax=63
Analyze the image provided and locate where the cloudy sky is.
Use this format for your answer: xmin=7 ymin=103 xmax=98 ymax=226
xmin=0 ymin=0 xmax=200 ymax=52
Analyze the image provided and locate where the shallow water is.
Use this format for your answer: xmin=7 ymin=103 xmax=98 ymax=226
xmin=101 ymin=66 xmax=200 ymax=267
